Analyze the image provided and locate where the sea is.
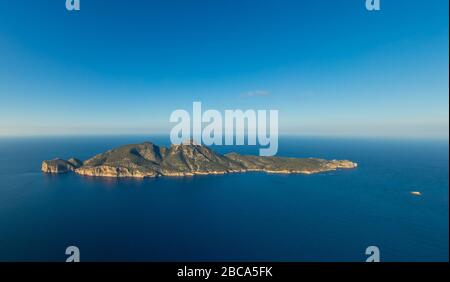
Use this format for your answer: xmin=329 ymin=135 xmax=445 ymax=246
xmin=0 ymin=136 xmax=448 ymax=261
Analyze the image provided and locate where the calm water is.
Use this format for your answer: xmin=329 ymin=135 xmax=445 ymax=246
xmin=0 ymin=136 xmax=448 ymax=262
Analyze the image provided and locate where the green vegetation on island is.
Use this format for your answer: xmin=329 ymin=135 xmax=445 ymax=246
xmin=42 ymin=141 xmax=357 ymax=178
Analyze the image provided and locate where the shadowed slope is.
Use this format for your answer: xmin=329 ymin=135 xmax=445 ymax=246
xmin=42 ymin=142 xmax=357 ymax=178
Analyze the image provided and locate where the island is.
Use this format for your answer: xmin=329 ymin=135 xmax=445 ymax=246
xmin=41 ymin=141 xmax=357 ymax=178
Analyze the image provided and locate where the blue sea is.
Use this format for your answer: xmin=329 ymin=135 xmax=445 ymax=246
xmin=0 ymin=136 xmax=448 ymax=262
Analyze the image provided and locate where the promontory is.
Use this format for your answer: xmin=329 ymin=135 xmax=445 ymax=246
xmin=41 ymin=141 xmax=357 ymax=178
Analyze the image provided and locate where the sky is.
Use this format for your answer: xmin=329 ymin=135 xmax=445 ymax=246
xmin=0 ymin=0 xmax=448 ymax=138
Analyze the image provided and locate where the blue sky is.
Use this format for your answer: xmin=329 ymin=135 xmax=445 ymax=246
xmin=0 ymin=0 xmax=448 ymax=138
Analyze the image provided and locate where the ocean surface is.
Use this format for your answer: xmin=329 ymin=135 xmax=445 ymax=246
xmin=0 ymin=136 xmax=448 ymax=262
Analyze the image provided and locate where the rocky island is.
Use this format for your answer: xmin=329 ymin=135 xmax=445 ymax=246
xmin=42 ymin=141 xmax=357 ymax=178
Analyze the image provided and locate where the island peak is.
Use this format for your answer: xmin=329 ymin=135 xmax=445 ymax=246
xmin=42 ymin=141 xmax=357 ymax=178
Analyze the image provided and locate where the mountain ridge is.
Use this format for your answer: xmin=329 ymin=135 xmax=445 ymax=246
xmin=41 ymin=141 xmax=357 ymax=178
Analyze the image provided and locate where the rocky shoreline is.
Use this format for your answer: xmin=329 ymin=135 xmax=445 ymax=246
xmin=42 ymin=141 xmax=357 ymax=178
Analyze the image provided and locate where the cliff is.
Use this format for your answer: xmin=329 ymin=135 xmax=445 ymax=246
xmin=41 ymin=158 xmax=83 ymax=174
xmin=42 ymin=141 xmax=357 ymax=178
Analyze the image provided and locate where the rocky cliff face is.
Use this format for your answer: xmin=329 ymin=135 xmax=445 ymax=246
xmin=42 ymin=142 xmax=357 ymax=178
xmin=41 ymin=158 xmax=83 ymax=174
